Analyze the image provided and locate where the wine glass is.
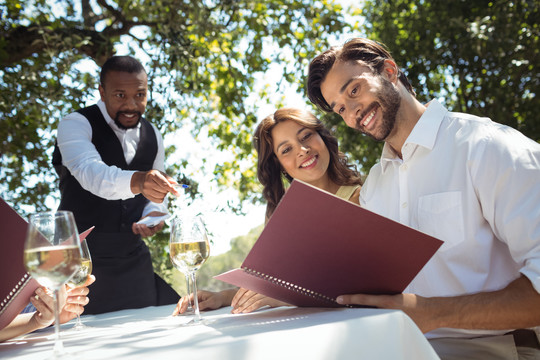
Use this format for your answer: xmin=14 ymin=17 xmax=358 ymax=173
xmin=170 ymin=185 xmax=194 ymax=315
xmin=169 ymin=214 xmax=210 ymax=324
xmin=23 ymin=211 xmax=82 ymax=358
xmin=66 ymin=238 xmax=92 ymax=330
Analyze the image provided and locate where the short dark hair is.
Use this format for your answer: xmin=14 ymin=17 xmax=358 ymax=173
xmin=100 ymin=55 xmax=146 ymax=86
xmin=307 ymin=38 xmax=414 ymax=112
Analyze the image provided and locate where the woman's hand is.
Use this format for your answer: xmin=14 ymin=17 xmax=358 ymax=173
xmin=28 ymin=287 xmax=60 ymax=328
xmin=172 ymin=289 xmax=237 ymax=316
xmin=231 ymin=288 xmax=290 ymax=314
xmin=0 ymin=275 xmax=95 ymax=342
xmin=60 ymin=275 xmax=95 ymax=324
xmin=30 ymin=275 xmax=95 ymax=328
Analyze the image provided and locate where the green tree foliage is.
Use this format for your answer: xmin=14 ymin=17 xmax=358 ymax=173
xmin=3 ymin=0 xmax=538 ymax=291
xmin=0 ymin=0 xmax=351 ymax=214
xmin=320 ymin=0 xmax=540 ymax=179
xmin=196 ymin=224 xmax=263 ymax=293
xmin=1 ymin=0 xmax=352 ymax=288
xmin=358 ymin=0 xmax=539 ymax=142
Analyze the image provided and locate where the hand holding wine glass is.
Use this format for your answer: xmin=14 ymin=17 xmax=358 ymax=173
xmin=169 ymin=214 xmax=210 ymax=324
xmin=23 ymin=211 xmax=82 ymax=358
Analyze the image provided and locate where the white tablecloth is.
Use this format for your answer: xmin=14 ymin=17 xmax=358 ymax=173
xmin=0 ymin=305 xmax=440 ymax=359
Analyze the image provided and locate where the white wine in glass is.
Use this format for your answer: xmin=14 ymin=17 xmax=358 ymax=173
xmin=23 ymin=211 xmax=82 ymax=358
xmin=169 ymin=215 xmax=210 ymax=324
xmin=66 ymin=238 xmax=92 ymax=330
xmin=169 ymin=184 xmax=193 ymax=314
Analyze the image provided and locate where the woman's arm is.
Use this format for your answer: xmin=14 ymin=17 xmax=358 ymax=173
xmin=0 ymin=275 xmax=94 ymax=342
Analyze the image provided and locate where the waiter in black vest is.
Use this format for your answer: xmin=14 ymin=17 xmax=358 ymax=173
xmin=52 ymin=55 xmax=181 ymax=314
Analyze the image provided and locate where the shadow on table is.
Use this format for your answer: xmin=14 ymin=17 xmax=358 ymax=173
xmin=0 ymin=305 xmax=421 ymax=360
xmin=207 ymin=306 xmax=373 ymax=336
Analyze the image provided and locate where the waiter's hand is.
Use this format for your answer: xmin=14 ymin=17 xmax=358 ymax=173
xmin=132 ymin=211 xmax=166 ymax=237
xmin=130 ymin=170 xmax=180 ymax=203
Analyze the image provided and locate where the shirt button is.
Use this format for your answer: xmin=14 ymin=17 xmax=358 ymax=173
xmin=401 ymin=202 xmax=408 ymax=208
xmin=401 ymin=164 xmax=408 ymax=171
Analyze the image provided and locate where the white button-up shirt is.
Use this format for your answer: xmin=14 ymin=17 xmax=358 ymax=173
xmin=57 ymin=100 xmax=167 ymax=215
xmin=360 ymin=99 xmax=540 ymax=339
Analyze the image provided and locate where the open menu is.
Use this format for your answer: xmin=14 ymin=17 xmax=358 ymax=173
xmin=215 ymin=180 xmax=443 ymax=307
xmin=0 ymin=198 xmax=93 ymax=330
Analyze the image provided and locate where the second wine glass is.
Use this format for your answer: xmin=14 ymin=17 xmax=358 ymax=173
xmin=66 ymin=237 xmax=92 ymax=331
xmin=169 ymin=215 xmax=210 ymax=324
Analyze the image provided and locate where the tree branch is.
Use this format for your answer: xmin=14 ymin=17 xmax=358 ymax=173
xmin=81 ymin=0 xmax=98 ymax=27
xmin=96 ymin=0 xmax=126 ymax=25
xmin=0 ymin=24 xmax=131 ymax=68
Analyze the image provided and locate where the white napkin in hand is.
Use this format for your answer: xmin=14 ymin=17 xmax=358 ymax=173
xmin=136 ymin=214 xmax=171 ymax=227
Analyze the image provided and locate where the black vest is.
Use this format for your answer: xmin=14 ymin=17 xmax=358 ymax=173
xmin=52 ymin=105 xmax=158 ymax=234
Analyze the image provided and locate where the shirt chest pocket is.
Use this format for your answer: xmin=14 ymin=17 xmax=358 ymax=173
xmin=417 ymin=192 xmax=465 ymax=252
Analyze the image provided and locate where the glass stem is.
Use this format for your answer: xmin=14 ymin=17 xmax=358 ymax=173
xmin=52 ymin=288 xmax=64 ymax=355
xmin=185 ymin=274 xmax=193 ymax=312
xmin=75 ymin=313 xmax=82 ymax=327
xmin=190 ymin=272 xmax=201 ymax=323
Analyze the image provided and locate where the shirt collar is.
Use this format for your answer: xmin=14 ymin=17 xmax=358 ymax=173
xmin=380 ymin=99 xmax=448 ymax=172
xmin=97 ymin=100 xmax=114 ymax=125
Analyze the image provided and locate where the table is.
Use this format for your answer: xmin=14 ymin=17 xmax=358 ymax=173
xmin=0 ymin=305 xmax=440 ymax=359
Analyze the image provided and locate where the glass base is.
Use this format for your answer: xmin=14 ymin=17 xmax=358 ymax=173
xmin=63 ymin=318 xmax=92 ymax=334
xmin=182 ymin=302 xmax=195 ymax=316
xmin=168 ymin=314 xmax=212 ymax=327
xmin=66 ymin=323 xmax=91 ymax=332
xmin=183 ymin=317 xmax=212 ymax=326
xmin=45 ymin=347 xmax=82 ymax=360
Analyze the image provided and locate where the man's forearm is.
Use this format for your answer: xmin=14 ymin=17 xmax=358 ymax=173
xmin=427 ymin=275 xmax=540 ymax=331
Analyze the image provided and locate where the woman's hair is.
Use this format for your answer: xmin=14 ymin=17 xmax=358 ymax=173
xmin=253 ymin=107 xmax=363 ymax=219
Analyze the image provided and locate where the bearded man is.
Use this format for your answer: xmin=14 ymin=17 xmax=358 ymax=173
xmin=307 ymin=38 xmax=540 ymax=359
xmin=53 ymin=55 xmax=180 ymax=314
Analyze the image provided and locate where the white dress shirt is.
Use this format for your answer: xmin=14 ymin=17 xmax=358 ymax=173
xmin=57 ymin=100 xmax=167 ymax=216
xmin=360 ymin=99 xmax=540 ymax=339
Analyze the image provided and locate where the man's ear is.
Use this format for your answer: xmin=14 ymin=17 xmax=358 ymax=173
xmin=381 ymin=59 xmax=399 ymax=84
xmin=98 ymin=84 xmax=105 ymax=101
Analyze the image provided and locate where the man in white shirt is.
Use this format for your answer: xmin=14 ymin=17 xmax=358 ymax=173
xmin=53 ymin=55 xmax=180 ymax=314
xmin=306 ymin=38 xmax=540 ymax=359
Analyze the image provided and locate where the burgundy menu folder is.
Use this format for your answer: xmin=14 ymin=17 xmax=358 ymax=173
xmin=215 ymin=180 xmax=443 ymax=307
xmin=0 ymin=198 xmax=40 ymax=330
xmin=0 ymin=198 xmax=93 ymax=330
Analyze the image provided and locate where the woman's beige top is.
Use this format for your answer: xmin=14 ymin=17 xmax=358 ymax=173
xmin=335 ymin=184 xmax=361 ymax=202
